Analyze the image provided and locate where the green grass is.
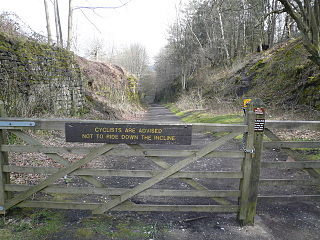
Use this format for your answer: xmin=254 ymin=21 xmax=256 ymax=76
xmin=166 ymin=104 xmax=243 ymax=124
xmin=181 ymin=112 xmax=243 ymax=124
xmin=0 ymin=208 xmax=64 ymax=240
xmin=309 ymin=152 xmax=320 ymax=160
xmin=0 ymin=209 xmax=168 ymax=240
xmin=165 ymin=103 xmax=180 ymax=114
xmin=166 ymin=104 xmax=244 ymax=140
xmin=81 ymin=215 xmax=165 ymax=240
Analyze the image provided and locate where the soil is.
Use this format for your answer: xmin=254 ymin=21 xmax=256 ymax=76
xmin=3 ymin=105 xmax=320 ymax=240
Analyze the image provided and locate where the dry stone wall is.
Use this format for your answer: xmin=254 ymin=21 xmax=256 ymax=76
xmin=0 ymin=33 xmax=84 ymax=116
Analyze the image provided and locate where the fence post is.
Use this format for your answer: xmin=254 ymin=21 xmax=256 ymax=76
xmin=0 ymin=100 xmax=10 ymax=214
xmin=238 ymin=98 xmax=265 ymax=225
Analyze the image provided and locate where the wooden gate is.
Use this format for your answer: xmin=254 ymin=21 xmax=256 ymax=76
xmin=260 ymin=120 xmax=320 ymax=200
xmin=0 ymin=99 xmax=269 ymax=225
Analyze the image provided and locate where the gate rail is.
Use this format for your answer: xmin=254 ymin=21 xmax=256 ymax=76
xmin=259 ymin=120 xmax=320 ymax=199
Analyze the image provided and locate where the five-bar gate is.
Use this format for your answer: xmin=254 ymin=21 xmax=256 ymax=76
xmin=1 ymin=99 xmax=319 ymax=225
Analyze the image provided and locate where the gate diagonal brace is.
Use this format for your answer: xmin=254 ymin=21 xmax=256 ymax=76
xmin=129 ymin=144 xmax=232 ymax=205
xmin=10 ymin=130 xmax=107 ymax=188
xmin=4 ymin=144 xmax=114 ymax=211
xmin=264 ymin=129 xmax=320 ymax=179
xmin=7 ymin=130 xmax=142 ymax=208
xmin=92 ymin=131 xmax=241 ymax=214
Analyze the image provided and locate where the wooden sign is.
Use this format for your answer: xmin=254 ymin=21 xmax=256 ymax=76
xmin=65 ymin=123 xmax=192 ymax=145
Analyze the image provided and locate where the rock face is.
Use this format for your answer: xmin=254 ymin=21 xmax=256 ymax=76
xmin=0 ymin=33 xmax=84 ymax=116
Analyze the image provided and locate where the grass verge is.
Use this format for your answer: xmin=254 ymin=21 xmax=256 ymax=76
xmin=166 ymin=103 xmax=243 ymax=124
xmin=0 ymin=208 xmax=64 ymax=240
xmin=166 ymin=103 xmax=244 ymax=139
xmin=0 ymin=208 xmax=169 ymax=240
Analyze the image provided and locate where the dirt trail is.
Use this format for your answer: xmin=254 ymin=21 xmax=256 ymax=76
xmin=136 ymin=105 xmax=320 ymax=240
xmin=145 ymin=104 xmax=182 ymax=122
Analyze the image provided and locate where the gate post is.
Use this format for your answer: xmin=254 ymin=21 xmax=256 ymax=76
xmin=0 ymin=100 xmax=10 ymax=214
xmin=238 ymin=98 xmax=265 ymax=225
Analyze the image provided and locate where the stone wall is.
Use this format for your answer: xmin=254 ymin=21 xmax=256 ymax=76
xmin=0 ymin=33 xmax=84 ymax=116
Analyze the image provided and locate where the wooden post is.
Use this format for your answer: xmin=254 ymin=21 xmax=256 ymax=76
xmin=0 ymin=100 xmax=11 ymax=214
xmin=238 ymin=98 xmax=265 ymax=225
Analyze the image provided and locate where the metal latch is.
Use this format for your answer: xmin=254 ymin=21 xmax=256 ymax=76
xmin=244 ymin=148 xmax=255 ymax=155
xmin=0 ymin=121 xmax=36 ymax=127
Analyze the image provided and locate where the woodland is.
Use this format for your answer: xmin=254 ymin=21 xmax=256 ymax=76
xmin=154 ymin=0 xmax=320 ymax=116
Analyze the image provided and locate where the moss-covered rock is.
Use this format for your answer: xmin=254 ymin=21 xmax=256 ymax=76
xmin=244 ymin=40 xmax=320 ymax=109
xmin=0 ymin=32 xmax=84 ymax=116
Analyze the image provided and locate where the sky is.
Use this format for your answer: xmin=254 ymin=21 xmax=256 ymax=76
xmin=1 ymin=0 xmax=189 ymax=63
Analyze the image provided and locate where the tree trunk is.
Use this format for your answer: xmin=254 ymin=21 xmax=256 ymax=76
xmin=217 ymin=6 xmax=230 ymax=61
xmin=282 ymin=13 xmax=292 ymax=39
xmin=67 ymin=0 xmax=73 ymax=50
xmin=278 ymin=0 xmax=320 ymax=67
xmin=43 ymin=0 xmax=52 ymax=44
xmin=54 ymin=0 xmax=63 ymax=47
xmin=268 ymin=0 xmax=277 ymax=47
xmin=242 ymin=0 xmax=247 ymax=55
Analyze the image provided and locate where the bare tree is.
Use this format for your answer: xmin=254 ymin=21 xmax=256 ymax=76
xmin=216 ymin=3 xmax=231 ymax=61
xmin=66 ymin=0 xmax=133 ymax=51
xmin=67 ymin=0 xmax=73 ymax=50
xmin=112 ymin=43 xmax=149 ymax=80
xmin=86 ymin=38 xmax=106 ymax=61
xmin=54 ymin=0 xmax=63 ymax=47
xmin=43 ymin=0 xmax=52 ymax=44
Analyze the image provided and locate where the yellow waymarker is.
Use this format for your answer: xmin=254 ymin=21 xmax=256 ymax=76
xmin=243 ymin=99 xmax=252 ymax=108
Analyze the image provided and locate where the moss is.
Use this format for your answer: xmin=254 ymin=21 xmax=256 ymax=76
xmin=249 ymin=59 xmax=266 ymax=72
xmin=0 ymin=31 xmax=76 ymax=84
xmin=0 ymin=32 xmax=84 ymax=116
xmin=243 ymin=39 xmax=320 ymax=109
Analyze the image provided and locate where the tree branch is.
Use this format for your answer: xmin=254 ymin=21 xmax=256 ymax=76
xmin=254 ymin=9 xmax=285 ymax=28
xmin=73 ymin=0 xmax=133 ymax=11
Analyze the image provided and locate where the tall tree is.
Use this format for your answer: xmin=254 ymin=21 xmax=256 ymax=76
xmin=67 ymin=0 xmax=73 ymax=50
xmin=43 ymin=0 xmax=52 ymax=44
xmin=66 ymin=0 xmax=133 ymax=50
xmin=278 ymin=0 xmax=320 ymax=66
xmin=54 ymin=0 xmax=63 ymax=47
